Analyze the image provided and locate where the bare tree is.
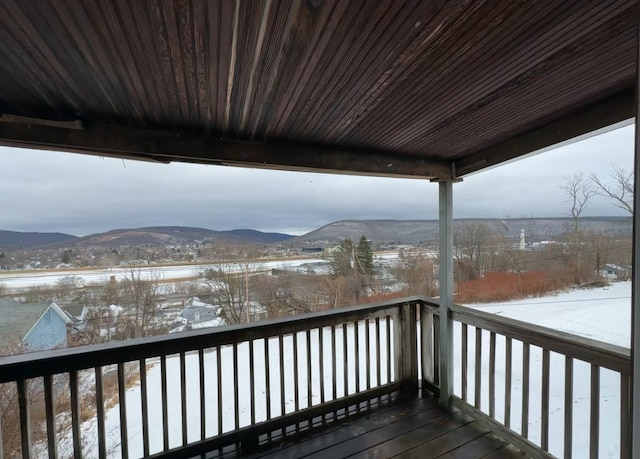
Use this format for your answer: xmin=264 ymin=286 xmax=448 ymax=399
xmin=202 ymin=260 xmax=263 ymax=325
xmin=590 ymin=164 xmax=633 ymax=215
xmin=561 ymin=173 xmax=595 ymax=283
xmin=56 ymin=275 xmax=83 ymax=301
xmin=454 ymin=222 xmax=492 ymax=280
xmin=392 ymin=250 xmax=436 ymax=296
xmin=562 ymin=173 xmax=595 ymax=233
xmin=117 ymin=268 xmax=162 ymax=338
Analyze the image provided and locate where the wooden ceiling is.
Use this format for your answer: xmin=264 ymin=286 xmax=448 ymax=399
xmin=0 ymin=0 xmax=635 ymax=179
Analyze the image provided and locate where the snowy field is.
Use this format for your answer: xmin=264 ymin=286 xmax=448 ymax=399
xmin=0 ymin=258 xmax=324 ymax=291
xmin=457 ymin=281 xmax=631 ymax=458
xmin=39 ymin=282 xmax=631 ymax=458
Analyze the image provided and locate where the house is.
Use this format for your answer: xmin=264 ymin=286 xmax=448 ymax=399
xmin=180 ymin=297 xmax=224 ymax=329
xmin=0 ymin=298 xmax=71 ymax=353
xmin=599 ymin=263 xmax=631 ymax=280
xmin=60 ymin=302 xmax=89 ymax=328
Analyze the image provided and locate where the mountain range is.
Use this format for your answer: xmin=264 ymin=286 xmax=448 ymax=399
xmin=288 ymin=217 xmax=633 ymax=245
xmin=0 ymin=226 xmax=293 ymax=250
xmin=0 ymin=217 xmax=632 ymax=250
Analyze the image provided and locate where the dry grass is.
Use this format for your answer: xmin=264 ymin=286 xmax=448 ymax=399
xmin=455 ymin=270 xmax=572 ymax=304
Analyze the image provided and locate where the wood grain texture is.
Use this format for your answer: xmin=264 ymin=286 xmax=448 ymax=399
xmin=0 ymin=1 xmax=634 ymax=175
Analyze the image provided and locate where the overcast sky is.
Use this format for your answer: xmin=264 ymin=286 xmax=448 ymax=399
xmin=0 ymin=125 xmax=635 ymax=236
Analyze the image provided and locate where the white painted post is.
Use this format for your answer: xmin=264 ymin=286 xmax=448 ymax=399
xmin=632 ymin=8 xmax=640 ymax=457
xmin=438 ymin=181 xmax=454 ymax=407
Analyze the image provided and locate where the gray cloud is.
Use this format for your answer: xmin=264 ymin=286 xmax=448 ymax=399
xmin=0 ymin=126 xmax=633 ymax=236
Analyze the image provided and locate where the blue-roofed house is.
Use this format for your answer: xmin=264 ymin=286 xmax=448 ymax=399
xmin=0 ymin=297 xmax=71 ymax=353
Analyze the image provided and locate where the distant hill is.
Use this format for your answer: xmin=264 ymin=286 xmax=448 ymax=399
xmin=69 ymin=226 xmax=293 ymax=248
xmin=0 ymin=230 xmax=77 ymax=249
xmin=290 ymin=217 xmax=633 ymax=245
xmin=0 ymin=226 xmax=293 ymax=250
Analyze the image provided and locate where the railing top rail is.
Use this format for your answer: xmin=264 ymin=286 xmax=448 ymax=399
xmin=444 ymin=302 xmax=630 ymax=374
xmin=0 ymin=296 xmax=424 ymax=383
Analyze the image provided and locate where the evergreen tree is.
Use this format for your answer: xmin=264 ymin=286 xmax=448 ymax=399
xmin=330 ymin=238 xmax=354 ymax=277
xmin=355 ymin=236 xmax=374 ymax=276
xmin=331 ymin=236 xmax=375 ymax=277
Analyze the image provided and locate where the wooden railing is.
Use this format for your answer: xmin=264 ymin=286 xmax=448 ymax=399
xmin=421 ymin=300 xmax=631 ymax=459
xmin=0 ymin=297 xmax=422 ymax=459
xmin=0 ymin=297 xmax=631 ymax=458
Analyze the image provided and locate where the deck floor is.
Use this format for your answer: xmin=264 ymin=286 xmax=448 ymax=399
xmin=236 ymin=395 xmax=528 ymax=459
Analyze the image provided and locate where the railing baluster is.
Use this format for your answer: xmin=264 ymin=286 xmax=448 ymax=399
xmin=564 ymin=357 xmax=573 ymax=459
xmin=621 ymin=373 xmax=630 ymax=459
xmin=160 ymin=355 xmax=169 ymax=450
xmin=522 ymin=343 xmax=530 ymax=439
xmin=489 ymin=332 xmax=496 ymax=418
xmin=462 ymin=323 xmax=468 ymax=401
xmin=386 ymin=316 xmax=392 ymax=384
xmin=474 ymin=327 xmax=482 ymax=409
xmin=319 ymin=327 xmax=325 ymax=405
xmin=355 ymin=321 xmax=360 ymax=392
xmin=95 ymin=368 xmax=106 ymax=459
xmin=307 ymin=330 xmax=312 ymax=409
xmin=180 ymin=352 xmax=187 ymax=445
xmin=375 ymin=317 xmax=381 ymax=387
xmin=198 ymin=349 xmax=205 ymax=441
xmin=541 ymin=349 xmax=550 ymax=451
xmin=343 ymin=323 xmax=348 ymax=396
xmin=250 ymin=340 xmax=256 ymax=424
xmin=433 ymin=314 xmax=440 ymax=386
xmin=264 ymin=338 xmax=271 ymax=422
xmin=293 ymin=332 xmax=299 ymax=415
xmin=117 ymin=363 xmax=129 ymax=458
xmin=17 ymin=379 xmax=32 ymax=459
xmin=69 ymin=371 xmax=82 ymax=459
xmin=505 ymin=337 xmax=512 ymax=429
xmin=279 ymin=335 xmax=285 ymax=419
xmin=590 ymin=364 xmax=599 ymax=459
xmin=217 ymin=346 xmax=222 ymax=435
xmin=44 ymin=374 xmax=57 ymax=459
xmin=140 ymin=359 xmax=149 ymax=457
xmin=421 ymin=307 xmax=434 ymax=386
xmin=331 ymin=325 xmax=337 ymax=400
xmin=365 ymin=318 xmax=371 ymax=390
xmin=233 ymin=343 xmax=239 ymax=430
xmin=0 ymin=390 xmax=3 ymax=459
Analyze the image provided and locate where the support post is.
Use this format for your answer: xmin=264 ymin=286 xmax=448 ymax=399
xmin=400 ymin=303 xmax=418 ymax=398
xmin=438 ymin=181 xmax=454 ymax=407
xmin=632 ymin=6 xmax=640 ymax=456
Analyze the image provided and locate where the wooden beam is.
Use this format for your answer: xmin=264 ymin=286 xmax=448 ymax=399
xmin=438 ymin=181 xmax=454 ymax=407
xmin=455 ymin=88 xmax=635 ymax=176
xmin=0 ymin=121 xmax=453 ymax=180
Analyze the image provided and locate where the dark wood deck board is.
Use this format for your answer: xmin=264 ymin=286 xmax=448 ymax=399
xmin=211 ymin=396 xmax=528 ymax=459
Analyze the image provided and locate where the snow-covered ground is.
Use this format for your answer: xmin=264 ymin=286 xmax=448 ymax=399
xmin=0 ymin=258 xmax=325 ymax=291
xmin=457 ymin=281 xmax=631 ymax=458
xmin=49 ymin=282 xmax=631 ymax=458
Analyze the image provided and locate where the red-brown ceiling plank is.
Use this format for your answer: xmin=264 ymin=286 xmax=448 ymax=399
xmin=214 ymin=0 xmax=235 ymax=131
xmin=308 ymin=0 xmax=426 ymax=142
xmin=391 ymin=1 xmax=632 ymax=152
xmin=248 ymin=0 xmax=299 ymax=140
xmin=428 ymin=14 xmax=636 ymax=158
xmin=348 ymin=0 xmax=563 ymax=151
xmin=455 ymin=89 xmax=634 ymax=176
xmin=264 ymin=1 xmax=345 ymax=137
xmin=331 ymin=0 xmax=501 ymax=148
